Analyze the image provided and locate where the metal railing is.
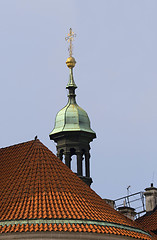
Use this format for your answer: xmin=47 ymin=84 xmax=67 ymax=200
xmin=114 ymin=191 xmax=145 ymax=218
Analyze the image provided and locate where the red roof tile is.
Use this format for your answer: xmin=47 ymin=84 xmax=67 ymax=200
xmin=0 ymin=140 xmax=152 ymax=239
xmin=136 ymin=208 xmax=157 ymax=232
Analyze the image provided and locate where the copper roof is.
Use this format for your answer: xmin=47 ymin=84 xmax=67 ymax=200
xmin=0 ymin=140 xmax=152 ymax=239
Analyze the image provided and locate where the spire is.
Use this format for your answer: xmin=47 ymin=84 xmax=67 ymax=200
xmin=66 ymin=68 xmax=77 ymax=89
xmin=65 ymin=28 xmax=77 ymax=103
xmin=50 ymin=28 xmax=96 ymax=187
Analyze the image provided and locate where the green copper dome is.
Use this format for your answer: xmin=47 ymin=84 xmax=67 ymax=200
xmin=50 ymin=101 xmax=95 ymax=135
xmin=49 ymin=67 xmax=96 ymax=137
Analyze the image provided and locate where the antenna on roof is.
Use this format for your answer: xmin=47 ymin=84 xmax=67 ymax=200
xmin=127 ymin=185 xmax=131 ymax=196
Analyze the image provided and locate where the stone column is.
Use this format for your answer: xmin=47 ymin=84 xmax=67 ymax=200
xmin=76 ymin=152 xmax=83 ymax=176
xmin=64 ymin=152 xmax=71 ymax=169
xmin=57 ymin=150 xmax=64 ymax=161
xmin=85 ymin=152 xmax=90 ymax=177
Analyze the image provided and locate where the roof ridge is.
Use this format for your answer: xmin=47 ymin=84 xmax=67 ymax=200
xmin=0 ymin=139 xmax=35 ymax=150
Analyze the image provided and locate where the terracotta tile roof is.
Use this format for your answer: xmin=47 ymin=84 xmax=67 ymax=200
xmin=0 ymin=140 xmax=152 ymax=239
xmin=136 ymin=208 xmax=157 ymax=232
xmin=0 ymin=223 xmax=152 ymax=239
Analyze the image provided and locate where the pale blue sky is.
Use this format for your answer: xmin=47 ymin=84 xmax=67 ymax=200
xmin=0 ymin=0 xmax=157 ymax=201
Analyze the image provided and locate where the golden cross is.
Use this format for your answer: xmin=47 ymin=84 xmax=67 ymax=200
xmin=65 ymin=28 xmax=76 ymax=57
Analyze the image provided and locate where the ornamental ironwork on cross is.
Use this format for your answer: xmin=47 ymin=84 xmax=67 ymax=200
xmin=65 ymin=28 xmax=76 ymax=57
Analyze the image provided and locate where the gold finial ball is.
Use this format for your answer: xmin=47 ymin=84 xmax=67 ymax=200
xmin=66 ymin=57 xmax=76 ymax=69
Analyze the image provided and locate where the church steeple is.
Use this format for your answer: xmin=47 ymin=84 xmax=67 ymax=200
xmin=65 ymin=28 xmax=77 ymax=104
xmin=49 ymin=29 xmax=96 ymax=186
